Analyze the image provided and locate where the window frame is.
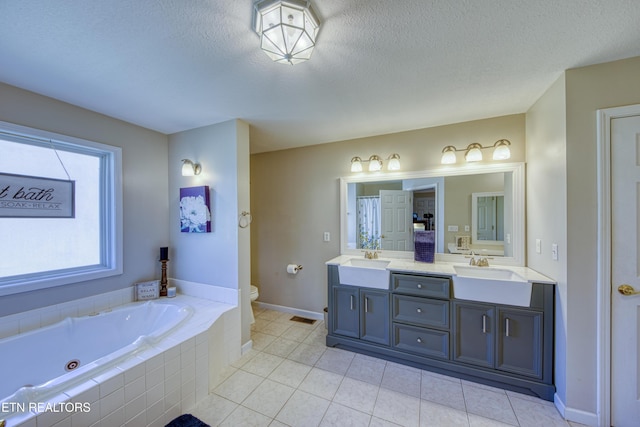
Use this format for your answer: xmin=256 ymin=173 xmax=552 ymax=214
xmin=0 ymin=121 xmax=123 ymax=296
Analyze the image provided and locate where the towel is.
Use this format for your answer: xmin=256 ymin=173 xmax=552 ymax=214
xmin=414 ymin=230 xmax=435 ymax=263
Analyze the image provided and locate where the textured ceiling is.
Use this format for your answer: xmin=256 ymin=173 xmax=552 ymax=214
xmin=1 ymin=1 xmax=640 ymax=153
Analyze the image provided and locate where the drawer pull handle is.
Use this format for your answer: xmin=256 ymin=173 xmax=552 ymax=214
xmin=350 ymin=295 xmax=354 ymax=311
xmin=417 ymin=284 xmax=422 ymax=289
xmin=416 ymin=337 xmax=423 ymax=343
xmin=416 ymin=308 xmax=422 ymax=313
xmin=364 ymin=297 xmax=369 ymax=313
xmin=505 ymin=318 xmax=511 ymax=337
xmin=482 ymin=314 xmax=487 ymax=334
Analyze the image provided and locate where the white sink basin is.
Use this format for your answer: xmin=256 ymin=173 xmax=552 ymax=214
xmin=453 ymin=265 xmax=526 ymax=281
xmin=452 ymin=265 xmax=532 ymax=307
xmin=338 ymin=258 xmax=391 ymax=289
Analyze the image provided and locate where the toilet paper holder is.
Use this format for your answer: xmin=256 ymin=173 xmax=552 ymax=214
xmin=287 ymin=264 xmax=303 ymax=274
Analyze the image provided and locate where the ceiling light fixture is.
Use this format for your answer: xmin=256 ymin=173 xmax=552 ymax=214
xmin=252 ymin=0 xmax=321 ymax=65
xmin=349 ymin=154 xmax=401 ymax=172
xmin=181 ymin=159 xmax=202 ymax=176
xmin=440 ymin=140 xmax=512 ymax=164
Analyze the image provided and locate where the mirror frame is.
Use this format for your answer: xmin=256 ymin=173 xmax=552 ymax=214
xmin=339 ymin=162 xmax=525 ymax=266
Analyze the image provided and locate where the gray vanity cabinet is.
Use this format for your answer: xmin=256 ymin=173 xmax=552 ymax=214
xmin=330 ymin=284 xmax=390 ymax=346
xmin=391 ymin=273 xmax=451 ymax=360
xmin=496 ymin=307 xmax=543 ymax=379
xmin=331 ymin=285 xmax=360 ymax=338
xmin=327 ymin=264 xmax=555 ymax=401
xmin=452 ymin=302 xmax=544 ymax=379
xmin=361 ymin=289 xmax=391 ymax=345
xmin=452 ymin=302 xmax=495 ymax=368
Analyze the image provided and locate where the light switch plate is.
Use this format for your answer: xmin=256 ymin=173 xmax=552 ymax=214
xmin=552 ymin=243 xmax=558 ymax=260
xmin=536 ymin=239 xmax=542 ymax=254
xmin=448 ymin=225 xmax=459 ymax=232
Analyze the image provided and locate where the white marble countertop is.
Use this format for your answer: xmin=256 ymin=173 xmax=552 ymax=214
xmin=326 ymin=255 xmax=556 ymax=284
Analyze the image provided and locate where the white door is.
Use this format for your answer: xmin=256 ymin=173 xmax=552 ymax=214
xmin=380 ymin=190 xmax=412 ymax=251
xmin=476 ymin=196 xmax=497 ymax=241
xmin=611 ymin=114 xmax=640 ymax=426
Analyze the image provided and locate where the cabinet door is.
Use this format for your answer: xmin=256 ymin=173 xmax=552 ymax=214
xmin=361 ymin=289 xmax=390 ymax=345
xmin=332 ymin=286 xmax=359 ymax=338
xmin=496 ymin=308 xmax=543 ymax=379
xmin=453 ymin=302 xmax=494 ymax=368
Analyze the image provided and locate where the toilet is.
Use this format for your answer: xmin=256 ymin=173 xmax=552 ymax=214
xmin=250 ymin=285 xmax=259 ymax=323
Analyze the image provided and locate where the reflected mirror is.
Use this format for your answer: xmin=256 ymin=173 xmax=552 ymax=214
xmin=340 ymin=163 xmax=524 ymax=265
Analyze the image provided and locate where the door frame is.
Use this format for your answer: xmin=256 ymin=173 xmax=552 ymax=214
xmin=595 ymin=103 xmax=640 ymax=427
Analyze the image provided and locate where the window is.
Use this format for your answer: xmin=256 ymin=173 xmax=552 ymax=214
xmin=0 ymin=121 xmax=122 ymax=296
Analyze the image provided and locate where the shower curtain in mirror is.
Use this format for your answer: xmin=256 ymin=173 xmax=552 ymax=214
xmin=357 ymin=196 xmax=381 ymax=250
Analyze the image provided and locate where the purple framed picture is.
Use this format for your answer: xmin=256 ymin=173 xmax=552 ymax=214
xmin=179 ymin=186 xmax=211 ymax=233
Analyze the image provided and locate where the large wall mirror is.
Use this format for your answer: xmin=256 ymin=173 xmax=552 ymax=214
xmin=340 ymin=163 xmax=525 ymax=266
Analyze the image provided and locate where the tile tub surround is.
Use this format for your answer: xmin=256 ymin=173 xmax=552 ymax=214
xmin=191 ymin=305 xmax=574 ymax=427
xmin=1 ymin=283 xmax=240 ymax=427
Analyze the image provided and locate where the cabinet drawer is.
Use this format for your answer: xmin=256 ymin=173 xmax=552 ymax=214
xmin=392 ymin=295 xmax=449 ymax=329
xmin=392 ymin=274 xmax=450 ymax=299
xmin=392 ymin=323 xmax=449 ymax=359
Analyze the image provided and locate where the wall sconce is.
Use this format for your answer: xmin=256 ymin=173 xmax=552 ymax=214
xmin=440 ymin=139 xmax=511 ymax=164
xmin=181 ymin=159 xmax=202 ymax=176
xmin=350 ymin=154 xmax=401 ymax=172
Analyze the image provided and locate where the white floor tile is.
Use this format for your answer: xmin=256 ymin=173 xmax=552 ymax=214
xmin=242 ymin=379 xmax=295 ymax=418
xmin=421 ymin=372 xmax=466 ymax=412
xmin=373 ymin=387 xmax=421 ymax=427
xmin=298 ymin=367 xmax=344 ymax=401
xmin=345 ymin=353 xmax=386 ymax=385
xmin=242 ymin=352 xmax=285 ymax=378
xmin=275 ymin=389 xmax=330 ymax=427
xmin=420 ymin=400 xmax=470 ymax=427
xmin=287 ymin=343 xmax=326 ymax=366
xmin=268 ymin=359 xmax=312 ymax=388
xmin=381 ymin=363 xmax=422 ymax=398
xmin=333 ymin=377 xmax=380 ymax=415
xmin=213 ymin=370 xmax=264 ymax=404
xmin=320 ymin=402 xmax=371 ymax=427
xmin=314 ymin=348 xmax=355 ymax=376
xmin=462 ymin=384 xmax=518 ymax=425
xmin=219 ymin=405 xmax=273 ymax=427
xmin=193 ymin=306 xmax=568 ymax=427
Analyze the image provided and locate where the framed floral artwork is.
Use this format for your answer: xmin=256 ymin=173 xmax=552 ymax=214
xmin=179 ymin=186 xmax=211 ymax=233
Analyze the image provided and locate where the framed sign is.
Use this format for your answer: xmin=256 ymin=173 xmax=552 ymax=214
xmin=0 ymin=173 xmax=75 ymax=218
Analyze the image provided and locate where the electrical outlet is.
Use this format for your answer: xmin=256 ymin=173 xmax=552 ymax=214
xmin=448 ymin=225 xmax=459 ymax=232
xmin=536 ymin=239 xmax=542 ymax=254
xmin=552 ymin=243 xmax=558 ymax=261
xmin=323 ymin=232 xmax=330 ymax=242
xmin=506 ymin=233 xmax=511 ymax=244
xmin=464 ymin=225 xmax=470 ymax=232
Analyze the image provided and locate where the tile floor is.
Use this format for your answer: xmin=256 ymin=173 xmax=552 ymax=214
xmin=192 ymin=306 xmax=581 ymax=427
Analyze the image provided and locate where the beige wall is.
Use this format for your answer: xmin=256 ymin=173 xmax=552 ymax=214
xmin=0 ymin=83 xmax=170 ymax=315
xmin=525 ymin=75 xmax=568 ymax=407
xmin=564 ymin=56 xmax=640 ymax=417
xmin=525 ymin=56 xmax=640 ymax=421
xmin=250 ymin=114 xmax=525 ymax=313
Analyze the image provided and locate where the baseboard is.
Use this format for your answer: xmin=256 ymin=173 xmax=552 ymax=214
xmin=255 ymin=301 xmax=324 ymax=321
xmin=557 ymin=394 xmax=598 ymax=427
xmin=241 ymin=339 xmax=253 ymax=355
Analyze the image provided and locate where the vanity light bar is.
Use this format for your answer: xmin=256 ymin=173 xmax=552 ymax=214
xmin=440 ymin=139 xmax=511 ymax=164
xmin=350 ymin=153 xmax=401 ymax=172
